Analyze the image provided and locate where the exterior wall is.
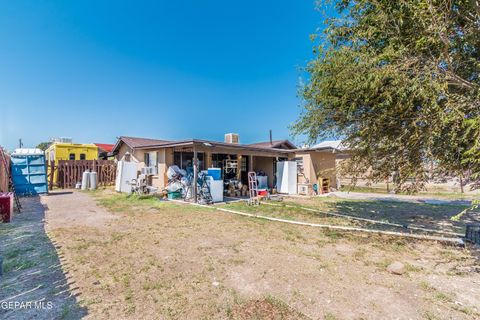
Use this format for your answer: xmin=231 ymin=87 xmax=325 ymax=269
xmin=296 ymin=153 xmax=312 ymax=185
xmin=311 ymin=152 xmax=337 ymax=189
xmin=116 ymin=144 xmax=174 ymax=190
xmin=154 ymin=148 xmax=174 ymax=189
xmin=296 ymin=151 xmax=338 ymax=189
xmin=253 ymin=156 xmax=275 ymax=188
xmin=46 ymin=143 xmax=98 ymax=163
xmin=116 ymin=144 xmax=143 ymax=163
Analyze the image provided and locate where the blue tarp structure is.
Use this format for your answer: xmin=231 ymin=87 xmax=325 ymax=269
xmin=11 ymin=149 xmax=48 ymax=196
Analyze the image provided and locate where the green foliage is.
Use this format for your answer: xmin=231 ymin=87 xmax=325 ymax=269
xmin=294 ymin=0 xmax=480 ymax=191
xmin=36 ymin=141 xmax=52 ymax=151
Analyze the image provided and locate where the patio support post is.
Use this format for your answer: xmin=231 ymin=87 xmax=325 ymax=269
xmin=205 ymin=151 xmax=212 ymax=168
xmin=237 ymin=154 xmax=242 ymax=181
xmin=193 ymin=147 xmax=198 ymax=203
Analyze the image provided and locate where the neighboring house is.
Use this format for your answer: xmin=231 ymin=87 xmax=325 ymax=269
xmin=45 ymin=142 xmax=98 ymax=163
xmin=45 ymin=142 xmax=98 ymax=181
xmin=112 ymin=134 xmax=350 ymax=194
xmin=94 ymin=143 xmax=115 ymax=160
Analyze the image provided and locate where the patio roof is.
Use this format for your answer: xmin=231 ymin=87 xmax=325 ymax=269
xmin=112 ymin=136 xmax=294 ymax=157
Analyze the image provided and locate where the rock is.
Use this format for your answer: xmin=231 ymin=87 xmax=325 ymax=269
xmin=212 ymin=281 xmax=220 ymax=287
xmin=387 ymin=261 xmax=405 ymax=275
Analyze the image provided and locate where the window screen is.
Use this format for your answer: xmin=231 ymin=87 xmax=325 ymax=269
xmin=144 ymin=152 xmax=158 ymax=167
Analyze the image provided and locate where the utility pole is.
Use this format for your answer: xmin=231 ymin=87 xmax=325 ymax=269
xmin=19 ymin=138 xmax=23 ymax=148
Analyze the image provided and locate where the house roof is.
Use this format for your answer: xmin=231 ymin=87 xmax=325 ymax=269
xmin=113 ymin=136 xmax=350 ymax=156
xmin=94 ymin=143 xmax=115 ymax=153
xmin=139 ymin=139 xmax=293 ymax=154
xmin=247 ymin=140 xmax=297 ymax=150
xmin=112 ymin=136 xmax=293 ymax=155
xmin=301 ymin=140 xmax=348 ymax=152
xmin=113 ymin=136 xmax=174 ymax=153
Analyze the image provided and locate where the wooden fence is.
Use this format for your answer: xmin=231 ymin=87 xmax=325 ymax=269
xmin=49 ymin=160 xmax=116 ymax=189
xmin=0 ymin=147 xmax=10 ymax=193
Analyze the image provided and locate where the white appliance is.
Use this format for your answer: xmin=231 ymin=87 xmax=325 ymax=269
xmin=207 ymin=177 xmax=224 ymax=202
xmin=276 ymin=161 xmax=297 ymax=195
xmin=115 ymin=161 xmax=138 ymax=193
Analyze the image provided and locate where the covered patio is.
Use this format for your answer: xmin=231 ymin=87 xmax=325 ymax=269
xmin=162 ymin=140 xmax=291 ymax=201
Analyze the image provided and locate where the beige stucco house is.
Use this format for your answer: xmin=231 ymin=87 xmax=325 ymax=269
xmin=112 ymin=135 xmax=346 ymax=194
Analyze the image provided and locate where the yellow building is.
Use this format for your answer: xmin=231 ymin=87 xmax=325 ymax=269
xmin=45 ymin=142 xmax=98 ymax=181
xmin=46 ymin=142 xmax=98 ymax=163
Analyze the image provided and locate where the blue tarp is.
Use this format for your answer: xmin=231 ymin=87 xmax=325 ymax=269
xmin=11 ymin=153 xmax=48 ymax=196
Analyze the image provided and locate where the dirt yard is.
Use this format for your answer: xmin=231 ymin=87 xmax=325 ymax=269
xmin=0 ymin=195 xmax=87 ymax=319
xmin=1 ymin=190 xmax=480 ymax=319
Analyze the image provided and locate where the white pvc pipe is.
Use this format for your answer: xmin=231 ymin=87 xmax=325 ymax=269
xmin=213 ymin=206 xmax=463 ymax=245
xmin=260 ymin=202 xmax=463 ymax=237
xmin=167 ymin=199 xmax=464 ymax=245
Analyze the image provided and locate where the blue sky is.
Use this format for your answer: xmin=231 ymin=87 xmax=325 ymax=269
xmin=0 ymin=0 xmax=325 ymax=151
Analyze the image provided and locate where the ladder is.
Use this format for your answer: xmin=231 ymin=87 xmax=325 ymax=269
xmin=0 ymin=148 xmax=21 ymax=212
xmin=247 ymin=171 xmax=260 ymax=206
xmin=183 ymin=173 xmax=213 ymax=204
xmin=197 ymin=173 xmax=213 ymax=204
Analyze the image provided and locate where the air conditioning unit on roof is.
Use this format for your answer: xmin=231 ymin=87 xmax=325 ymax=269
xmin=224 ymin=133 xmax=239 ymax=144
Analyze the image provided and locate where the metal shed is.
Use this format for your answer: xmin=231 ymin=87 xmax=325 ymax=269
xmin=11 ymin=148 xmax=48 ymax=196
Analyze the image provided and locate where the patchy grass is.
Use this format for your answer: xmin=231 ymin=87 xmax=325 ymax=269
xmin=93 ymin=191 xmax=212 ymax=216
xmin=324 ymin=313 xmax=338 ymax=320
xmin=229 ymin=296 xmax=310 ymax=320
xmin=0 ymin=196 xmax=87 ymax=319
xmin=338 ymin=185 xmax=477 ymax=199
xmin=220 ymin=197 xmax=469 ymax=237
xmin=281 ymin=197 xmax=469 ymax=235
xmin=44 ymin=189 xmax=480 ymax=319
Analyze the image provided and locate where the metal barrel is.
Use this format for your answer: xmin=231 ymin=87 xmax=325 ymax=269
xmin=89 ymin=172 xmax=98 ymax=190
xmin=81 ymin=171 xmax=90 ymax=190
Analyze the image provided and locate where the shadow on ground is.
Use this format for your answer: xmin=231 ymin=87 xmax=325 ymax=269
xmin=0 ymin=196 xmax=87 ymax=319
xmin=330 ymin=199 xmax=478 ymax=234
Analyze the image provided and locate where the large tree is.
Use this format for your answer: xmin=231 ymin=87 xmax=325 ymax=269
xmin=294 ymin=0 xmax=480 ymax=191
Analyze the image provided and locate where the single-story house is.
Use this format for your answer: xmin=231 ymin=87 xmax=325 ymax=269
xmin=112 ymin=134 xmax=347 ymax=195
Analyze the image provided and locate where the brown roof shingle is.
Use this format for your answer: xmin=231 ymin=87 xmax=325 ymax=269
xmin=113 ymin=136 xmax=296 ymax=155
xmin=115 ymin=136 xmax=173 ymax=151
xmin=247 ymin=140 xmax=297 ymax=150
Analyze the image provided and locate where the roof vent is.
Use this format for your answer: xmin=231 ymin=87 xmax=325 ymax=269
xmin=224 ymin=133 xmax=239 ymax=144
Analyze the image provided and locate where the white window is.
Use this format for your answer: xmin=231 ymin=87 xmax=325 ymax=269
xmin=144 ymin=151 xmax=158 ymax=167
xmin=294 ymin=157 xmax=304 ymax=174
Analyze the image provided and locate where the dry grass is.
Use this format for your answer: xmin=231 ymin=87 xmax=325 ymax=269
xmin=44 ymin=189 xmax=480 ymax=319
